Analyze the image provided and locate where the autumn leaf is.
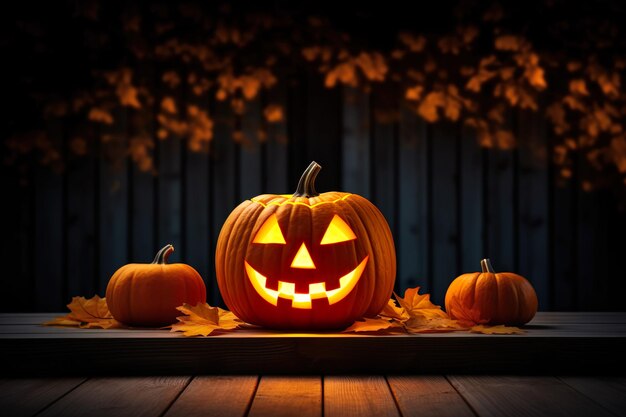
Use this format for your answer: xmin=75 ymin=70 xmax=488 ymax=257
xmin=404 ymin=315 xmax=467 ymax=334
xmin=43 ymin=295 xmax=120 ymax=329
xmin=170 ymin=303 xmax=243 ymax=337
xmin=394 ymin=287 xmax=448 ymax=319
xmin=380 ymin=299 xmax=408 ymax=321
xmin=342 ymin=317 xmax=401 ymax=333
xmin=470 ymin=324 xmax=525 ymax=335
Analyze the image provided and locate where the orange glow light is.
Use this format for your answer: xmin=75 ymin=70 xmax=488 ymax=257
xmin=320 ymin=215 xmax=357 ymax=245
xmin=253 ymin=214 xmax=286 ymax=244
xmin=291 ymin=243 xmax=316 ymax=269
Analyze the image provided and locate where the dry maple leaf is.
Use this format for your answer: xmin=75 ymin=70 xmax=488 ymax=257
xmin=470 ymin=324 xmax=525 ymax=335
xmin=43 ymin=295 xmax=120 ymax=329
xmin=394 ymin=287 xmax=448 ymax=319
xmin=380 ymin=299 xmax=409 ymax=321
xmin=404 ymin=316 xmax=467 ymax=334
xmin=170 ymin=303 xmax=243 ymax=337
xmin=342 ymin=317 xmax=403 ymax=333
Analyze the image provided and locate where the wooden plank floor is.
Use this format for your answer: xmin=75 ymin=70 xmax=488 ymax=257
xmin=1 ymin=313 xmax=626 ymax=375
xmin=1 ymin=376 xmax=625 ymax=417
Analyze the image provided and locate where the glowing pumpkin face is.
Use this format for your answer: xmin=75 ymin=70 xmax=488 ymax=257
xmin=216 ymin=161 xmax=396 ymax=330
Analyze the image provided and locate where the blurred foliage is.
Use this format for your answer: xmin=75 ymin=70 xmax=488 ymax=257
xmin=1 ymin=0 xmax=626 ymax=192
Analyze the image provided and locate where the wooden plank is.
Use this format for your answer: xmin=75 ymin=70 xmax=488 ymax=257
xmin=98 ymin=129 xmax=128 ymax=295
xmin=459 ymin=126 xmax=484 ymax=272
xmin=210 ymin=101 xmax=236 ymax=307
xmin=249 ymin=376 xmax=321 ymax=417
xmin=371 ymin=91 xmax=398 ymax=289
xmin=39 ymin=377 xmax=189 ymax=417
xmin=387 ymin=376 xmax=474 ymax=417
xmin=560 ymin=377 xmax=626 ymax=417
xmin=0 ymin=378 xmax=85 ymax=417
xmin=430 ymin=122 xmax=458 ymax=305
xmin=164 ymin=376 xmax=258 ymax=417
xmin=35 ymin=163 xmax=65 ymax=311
xmin=517 ymin=110 xmax=550 ymax=309
xmin=1 ymin=313 xmax=626 ymax=375
xmin=157 ymin=135 xmax=182 ymax=258
xmin=342 ymin=87 xmax=370 ymax=198
xmin=449 ymin=376 xmax=615 ymax=417
xmin=398 ymin=104 xmax=428 ymax=290
xmin=264 ymin=83 xmax=288 ymax=194
xmin=485 ymin=146 xmax=515 ymax=273
xmin=305 ymin=72 xmax=341 ymax=192
xmin=325 ymin=376 xmax=399 ymax=417
xmin=129 ymin=157 xmax=155 ymax=263
xmin=0 ymin=161 xmax=34 ymax=312
xmin=184 ymin=137 xmax=210 ymax=285
xmin=66 ymin=145 xmax=96 ymax=297
xmin=239 ymin=98 xmax=262 ymax=199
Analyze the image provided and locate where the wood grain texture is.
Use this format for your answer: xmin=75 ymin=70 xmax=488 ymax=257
xmin=448 ymin=376 xmax=616 ymax=417
xmin=38 ymin=377 xmax=190 ymax=417
xmin=387 ymin=376 xmax=475 ymax=417
xmin=0 ymin=378 xmax=85 ymax=417
xmin=248 ymin=376 xmax=321 ymax=417
xmin=164 ymin=376 xmax=258 ymax=417
xmin=324 ymin=376 xmax=399 ymax=417
xmin=560 ymin=377 xmax=626 ymax=417
xmin=1 ymin=313 xmax=626 ymax=375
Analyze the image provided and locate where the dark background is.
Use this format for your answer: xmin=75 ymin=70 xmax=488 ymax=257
xmin=1 ymin=1 xmax=625 ymax=312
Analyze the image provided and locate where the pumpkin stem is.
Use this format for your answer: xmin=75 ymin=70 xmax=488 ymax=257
xmin=480 ymin=258 xmax=495 ymax=273
xmin=293 ymin=161 xmax=321 ymax=197
xmin=152 ymin=244 xmax=174 ymax=265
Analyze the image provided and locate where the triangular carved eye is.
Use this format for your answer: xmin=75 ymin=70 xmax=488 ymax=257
xmin=253 ymin=214 xmax=286 ymax=244
xmin=320 ymin=215 xmax=356 ymax=245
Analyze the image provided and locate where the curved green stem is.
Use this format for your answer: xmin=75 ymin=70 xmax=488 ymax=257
xmin=293 ymin=161 xmax=321 ymax=197
xmin=152 ymin=244 xmax=174 ymax=264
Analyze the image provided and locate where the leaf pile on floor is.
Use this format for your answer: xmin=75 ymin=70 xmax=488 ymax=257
xmin=42 ymin=295 xmax=120 ymax=329
xmin=343 ymin=287 xmax=524 ymax=335
xmin=170 ymin=303 xmax=244 ymax=336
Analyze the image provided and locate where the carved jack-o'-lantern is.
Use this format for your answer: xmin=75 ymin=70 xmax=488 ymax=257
xmin=215 ymin=161 xmax=396 ymax=329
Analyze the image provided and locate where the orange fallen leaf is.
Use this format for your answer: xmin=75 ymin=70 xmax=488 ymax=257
xmin=394 ymin=287 xmax=448 ymax=319
xmin=470 ymin=324 xmax=525 ymax=335
xmin=380 ymin=299 xmax=408 ymax=321
xmin=342 ymin=317 xmax=401 ymax=333
xmin=43 ymin=295 xmax=120 ymax=329
xmin=170 ymin=303 xmax=243 ymax=337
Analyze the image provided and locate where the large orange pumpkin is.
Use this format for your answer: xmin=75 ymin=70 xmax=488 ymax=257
xmin=444 ymin=258 xmax=538 ymax=326
xmin=216 ymin=161 xmax=396 ymax=330
xmin=106 ymin=244 xmax=206 ymax=326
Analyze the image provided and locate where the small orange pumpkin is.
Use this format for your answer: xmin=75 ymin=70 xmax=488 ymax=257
xmin=106 ymin=244 xmax=206 ymax=326
xmin=444 ymin=258 xmax=538 ymax=326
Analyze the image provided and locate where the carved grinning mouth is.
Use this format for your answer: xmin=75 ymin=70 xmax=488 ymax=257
xmin=244 ymin=256 xmax=369 ymax=309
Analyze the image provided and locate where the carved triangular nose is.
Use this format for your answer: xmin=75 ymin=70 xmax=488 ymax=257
xmin=290 ymin=243 xmax=316 ymax=269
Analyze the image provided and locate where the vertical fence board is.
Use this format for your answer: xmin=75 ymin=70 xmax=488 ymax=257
xmin=398 ymin=105 xmax=427 ymax=289
xmin=34 ymin=165 xmax=64 ymax=310
xmin=459 ymin=128 xmax=484 ymax=273
xmin=306 ymin=74 xmax=341 ymax=191
xmin=486 ymin=147 xmax=515 ymax=273
xmin=157 ymin=135 xmax=181 ymax=259
xmin=430 ymin=122 xmax=458 ymax=304
xmin=240 ymin=99 xmax=262 ymax=199
xmin=210 ymin=101 xmax=235 ymax=307
xmin=342 ymin=87 xmax=370 ymax=198
xmin=518 ymin=111 xmax=550 ymax=309
xmin=66 ymin=151 xmax=96 ymax=298
xmin=265 ymin=83 xmax=288 ymax=194
xmin=98 ymin=135 xmax=128 ymax=295
xmin=185 ymin=143 xmax=210 ymax=285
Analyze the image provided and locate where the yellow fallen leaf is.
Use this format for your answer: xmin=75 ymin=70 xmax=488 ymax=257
xmin=43 ymin=295 xmax=120 ymax=329
xmin=171 ymin=303 xmax=243 ymax=337
xmin=394 ymin=287 xmax=448 ymax=319
xmin=470 ymin=324 xmax=525 ymax=335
